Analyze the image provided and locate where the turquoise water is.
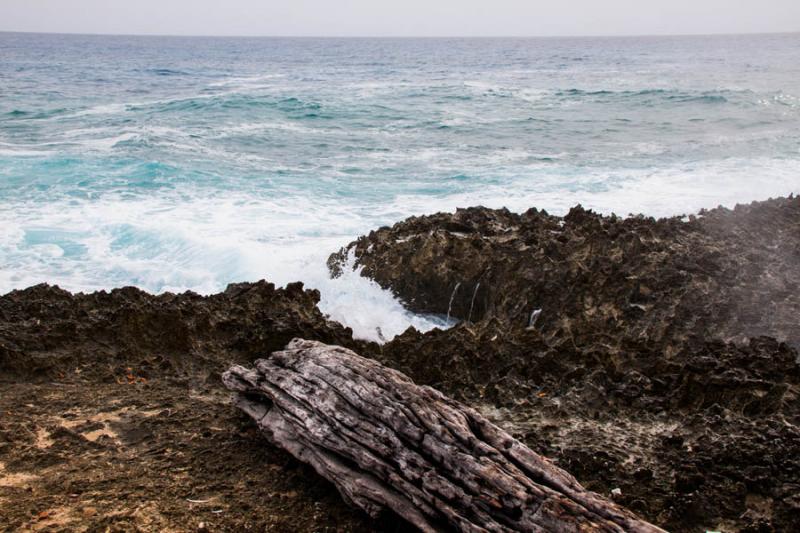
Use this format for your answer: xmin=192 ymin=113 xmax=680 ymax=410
xmin=2 ymin=32 xmax=799 ymax=340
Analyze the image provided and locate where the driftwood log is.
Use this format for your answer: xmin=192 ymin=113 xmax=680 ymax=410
xmin=222 ymin=339 xmax=664 ymax=532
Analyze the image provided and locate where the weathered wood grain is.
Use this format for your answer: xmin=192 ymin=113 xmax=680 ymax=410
xmin=223 ymin=339 xmax=664 ymax=533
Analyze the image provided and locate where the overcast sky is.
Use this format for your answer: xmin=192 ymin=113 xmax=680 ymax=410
xmin=1 ymin=0 xmax=799 ymax=37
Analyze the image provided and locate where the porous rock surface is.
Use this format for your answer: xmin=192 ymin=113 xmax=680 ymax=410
xmin=332 ymin=196 xmax=800 ymax=532
xmin=331 ymin=196 xmax=800 ymax=347
xmin=0 ymin=280 xmax=363 ymax=379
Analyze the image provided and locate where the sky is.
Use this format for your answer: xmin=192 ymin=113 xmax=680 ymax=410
xmin=1 ymin=0 xmax=799 ymax=37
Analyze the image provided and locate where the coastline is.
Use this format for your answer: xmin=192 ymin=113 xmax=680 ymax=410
xmin=2 ymin=195 xmax=799 ymax=531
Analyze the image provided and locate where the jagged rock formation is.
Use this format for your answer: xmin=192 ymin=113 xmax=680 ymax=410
xmin=331 ymin=196 xmax=800 ymax=349
xmin=331 ymin=196 xmax=800 ymax=532
xmin=224 ymin=339 xmax=664 ymax=533
xmin=0 ymin=280 xmax=365 ymax=380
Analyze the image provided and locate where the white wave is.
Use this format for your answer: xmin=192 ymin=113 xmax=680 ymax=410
xmin=515 ymin=88 xmax=551 ymax=103
xmin=1 ymin=131 xmax=140 ymax=154
xmin=206 ymin=73 xmax=286 ymax=89
xmin=68 ymin=103 xmax=129 ymax=118
xmin=0 ymin=192 xmax=448 ymax=343
xmin=1 ymin=156 xmax=799 ymax=342
xmin=0 ymin=146 xmax=56 ymax=157
xmin=75 ymin=132 xmax=139 ymax=151
xmin=212 ymin=120 xmax=319 ymax=136
xmin=390 ymin=157 xmax=800 ymax=219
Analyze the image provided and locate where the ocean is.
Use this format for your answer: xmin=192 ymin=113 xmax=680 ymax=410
xmin=1 ymin=32 xmax=799 ymax=341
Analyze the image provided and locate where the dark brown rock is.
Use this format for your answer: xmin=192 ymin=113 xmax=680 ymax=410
xmin=331 ymin=196 xmax=800 ymax=348
xmin=331 ymin=196 xmax=800 ymax=532
xmin=0 ymin=280 xmax=368 ymax=381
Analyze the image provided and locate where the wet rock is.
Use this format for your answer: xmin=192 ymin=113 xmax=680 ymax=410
xmin=335 ymin=196 xmax=800 ymax=532
xmin=332 ymin=197 xmax=800 ymax=347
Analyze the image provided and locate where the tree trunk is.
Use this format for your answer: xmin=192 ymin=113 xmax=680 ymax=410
xmin=222 ymin=339 xmax=664 ymax=533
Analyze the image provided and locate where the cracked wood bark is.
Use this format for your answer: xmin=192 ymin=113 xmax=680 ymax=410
xmin=222 ymin=339 xmax=664 ymax=533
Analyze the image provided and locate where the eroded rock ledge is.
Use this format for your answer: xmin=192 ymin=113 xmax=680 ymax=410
xmin=331 ymin=196 xmax=800 ymax=347
xmin=0 ymin=280 xmax=366 ymax=381
xmin=333 ymin=196 xmax=800 ymax=532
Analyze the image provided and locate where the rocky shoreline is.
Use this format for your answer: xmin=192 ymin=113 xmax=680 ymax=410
xmin=2 ymin=196 xmax=799 ymax=532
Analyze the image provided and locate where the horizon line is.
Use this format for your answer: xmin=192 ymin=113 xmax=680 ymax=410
xmin=1 ymin=29 xmax=798 ymax=40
